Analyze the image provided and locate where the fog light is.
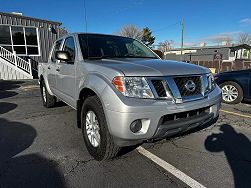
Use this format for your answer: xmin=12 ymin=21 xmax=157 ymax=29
xmin=130 ymin=120 xmax=142 ymax=133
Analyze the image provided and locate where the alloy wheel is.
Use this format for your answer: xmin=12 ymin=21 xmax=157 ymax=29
xmin=222 ymin=85 xmax=238 ymax=102
xmin=42 ymin=86 xmax=47 ymax=102
xmin=85 ymin=111 xmax=100 ymax=147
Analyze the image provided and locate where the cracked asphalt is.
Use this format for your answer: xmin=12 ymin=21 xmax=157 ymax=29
xmin=0 ymin=80 xmax=251 ymax=188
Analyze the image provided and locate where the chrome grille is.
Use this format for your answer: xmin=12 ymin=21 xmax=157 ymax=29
xmin=149 ymin=75 xmax=206 ymax=102
xmin=151 ymin=80 xmax=167 ymax=97
xmin=174 ymin=76 xmax=201 ymax=97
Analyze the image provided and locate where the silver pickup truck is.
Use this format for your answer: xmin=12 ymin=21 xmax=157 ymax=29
xmin=38 ymin=33 xmax=221 ymax=160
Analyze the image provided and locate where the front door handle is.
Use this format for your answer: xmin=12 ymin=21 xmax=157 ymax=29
xmin=56 ymin=68 xmax=60 ymax=72
xmin=48 ymin=67 xmax=51 ymax=70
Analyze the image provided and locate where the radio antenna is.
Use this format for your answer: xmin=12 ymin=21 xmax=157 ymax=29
xmin=83 ymin=0 xmax=88 ymax=33
xmin=83 ymin=0 xmax=89 ymax=58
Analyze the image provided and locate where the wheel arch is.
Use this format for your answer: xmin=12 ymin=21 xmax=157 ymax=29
xmin=76 ymin=74 xmax=112 ymax=128
xmin=218 ymin=79 xmax=244 ymax=92
xmin=77 ymin=87 xmax=102 ymax=128
xmin=79 ymin=87 xmax=97 ymax=104
xmin=39 ymin=74 xmax=54 ymax=96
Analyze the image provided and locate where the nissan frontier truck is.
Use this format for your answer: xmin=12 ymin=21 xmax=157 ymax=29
xmin=38 ymin=33 xmax=221 ymax=160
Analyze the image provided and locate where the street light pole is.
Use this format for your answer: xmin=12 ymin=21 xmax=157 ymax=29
xmin=181 ymin=17 xmax=184 ymax=61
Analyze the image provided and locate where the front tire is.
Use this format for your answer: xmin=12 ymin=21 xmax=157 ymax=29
xmin=220 ymin=81 xmax=243 ymax=104
xmin=81 ymin=95 xmax=120 ymax=161
xmin=40 ymin=80 xmax=56 ymax=108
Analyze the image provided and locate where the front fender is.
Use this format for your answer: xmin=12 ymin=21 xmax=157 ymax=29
xmin=78 ymin=73 xmax=115 ymax=133
xmin=78 ymin=73 xmax=112 ymax=100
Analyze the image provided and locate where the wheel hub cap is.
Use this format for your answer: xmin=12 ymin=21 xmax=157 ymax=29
xmin=86 ymin=111 xmax=100 ymax=147
xmin=221 ymin=85 xmax=238 ymax=102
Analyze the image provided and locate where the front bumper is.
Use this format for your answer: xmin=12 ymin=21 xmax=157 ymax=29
xmin=102 ymin=85 xmax=222 ymax=146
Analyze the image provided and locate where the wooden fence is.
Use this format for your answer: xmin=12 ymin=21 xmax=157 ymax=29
xmin=189 ymin=60 xmax=251 ymax=73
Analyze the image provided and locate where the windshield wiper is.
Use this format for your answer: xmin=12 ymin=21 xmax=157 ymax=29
xmin=88 ymin=55 xmax=115 ymax=60
xmin=88 ymin=55 xmax=158 ymax=60
xmin=117 ymin=55 xmax=158 ymax=59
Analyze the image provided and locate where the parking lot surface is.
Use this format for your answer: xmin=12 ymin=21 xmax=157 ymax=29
xmin=0 ymin=80 xmax=251 ymax=188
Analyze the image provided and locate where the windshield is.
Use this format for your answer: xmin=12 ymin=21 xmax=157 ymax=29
xmin=78 ymin=34 xmax=158 ymax=59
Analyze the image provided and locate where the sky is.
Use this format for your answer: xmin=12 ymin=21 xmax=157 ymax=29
xmin=1 ymin=0 xmax=251 ymax=47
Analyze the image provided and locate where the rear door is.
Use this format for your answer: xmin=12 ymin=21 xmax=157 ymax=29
xmin=55 ymin=36 xmax=76 ymax=107
xmin=47 ymin=39 xmax=63 ymax=94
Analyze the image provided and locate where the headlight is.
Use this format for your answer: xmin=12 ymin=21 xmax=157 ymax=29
xmin=112 ymin=76 xmax=154 ymax=98
xmin=207 ymin=73 xmax=216 ymax=91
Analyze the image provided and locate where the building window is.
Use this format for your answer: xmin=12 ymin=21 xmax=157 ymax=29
xmin=25 ymin=28 xmax=38 ymax=45
xmin=0 ymin=25 xmax=40 ymax=56
xmin=242 ymin=49 xmax=250 ymax=59
xmin=0 ymin=25 xmax=12 ymax=52
xmin=13 ymin=46 xmax=26 ymax=54
xmin=0 ymin=25 xmax=11 ymax=45
xmin=12 ymin=26 xmax=25 ymax=45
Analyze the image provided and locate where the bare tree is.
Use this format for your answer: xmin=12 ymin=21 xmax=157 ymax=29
xmin=115 ymin=24 xmax=143 ymax=40
xmin=157 ymin=40 xmax=174 ymax=52
xmin=238 ymin=32 xmax=251 ymax=45
xmin=58 ymin=27 xmax=68 ymax=37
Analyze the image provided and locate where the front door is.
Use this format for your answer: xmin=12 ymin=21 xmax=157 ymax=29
xmin=55 ymin=36 xmax=76 ymax=107
xmin=47 ymin=39 xmax=63 ymax=94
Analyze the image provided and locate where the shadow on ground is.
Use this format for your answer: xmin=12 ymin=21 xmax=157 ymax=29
xmin=0 ymin=102 xmax=66 ymax=187
xmin=205 ymin=124 xmax=251 ymax=188
xmin=0 ymin=90 xmax=18 ymax=99
xmin=0 ymin=80 xmax=24 ymax=91
xmin=0 ymin=102 xmax=17 ymax=114
xmin=0 ymin=80 xmax=23 ymax=99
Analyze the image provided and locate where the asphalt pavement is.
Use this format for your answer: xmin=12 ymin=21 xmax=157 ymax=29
xmin=0 ymin=80 xmax=251 ymax=188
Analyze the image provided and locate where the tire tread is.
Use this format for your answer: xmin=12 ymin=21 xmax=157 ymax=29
xmin=41 ymin=80 xmax=56 ymax=108
xmin=82 ymin=95 xmax=120 ymax=161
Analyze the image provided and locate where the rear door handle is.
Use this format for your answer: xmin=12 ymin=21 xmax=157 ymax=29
xmin=56 ymin=68 xmax=60 ymax=72
xmin=48 ymin=67 xmax=51 ymax=70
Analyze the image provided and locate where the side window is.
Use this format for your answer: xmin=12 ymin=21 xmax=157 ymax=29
xmin=51 ymin=39 xmax=63 ymax=62
xmin=62 ymin=37 xmax=76 ymax=62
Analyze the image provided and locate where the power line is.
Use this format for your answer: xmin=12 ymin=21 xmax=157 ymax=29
xmin=152 ymin=21 xmax=180 ymax=33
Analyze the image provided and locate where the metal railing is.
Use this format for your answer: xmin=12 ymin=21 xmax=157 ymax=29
xmin=0 ymin=46 xmax=32 ymax=75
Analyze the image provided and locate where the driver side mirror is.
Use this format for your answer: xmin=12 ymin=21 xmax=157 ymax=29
xmin=55 ymin=51 xmax=71 ymax=62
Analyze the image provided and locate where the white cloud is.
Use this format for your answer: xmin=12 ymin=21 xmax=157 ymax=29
xmin=180 ymin=32 xmax=241 ymax=47
xmin=184 ymin=42 xmax=197 ymax=47
xmin=203 ymin=31 xmax=241 ymax=44
xmin=240 ymin=18 xmax=251 ymax=25
xmin=170 ymin=31 xmax=241 ymax=48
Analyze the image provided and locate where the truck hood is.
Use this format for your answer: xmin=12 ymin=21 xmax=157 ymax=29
xmin=95 ymin=58 xmax=209 ymax=76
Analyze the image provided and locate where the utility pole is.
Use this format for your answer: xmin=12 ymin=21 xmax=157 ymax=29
xmin=181 ymin=17 xmax=184 ymax=61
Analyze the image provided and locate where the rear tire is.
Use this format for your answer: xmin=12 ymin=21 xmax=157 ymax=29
xmin=40 ymin=80 xmax=56 ymax=108
xmin=81 ymin=95 xmax=120 ymax=161
xmin=220 ymin=81 xmax=243 ymax=104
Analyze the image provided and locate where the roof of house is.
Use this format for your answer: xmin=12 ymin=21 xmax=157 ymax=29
xmin=0 ymin=12 xmax=61 ymax=25
xmin=229 ymin=44 xmax=251 ymax=50
xmin=167 ymin=44 xmax=251 ymax=52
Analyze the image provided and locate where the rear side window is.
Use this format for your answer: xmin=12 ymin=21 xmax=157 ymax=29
xmin=62 ymin=37 xmax=76 ymax=62
xmin=51 ymin=39 xmax=62 ymax=62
